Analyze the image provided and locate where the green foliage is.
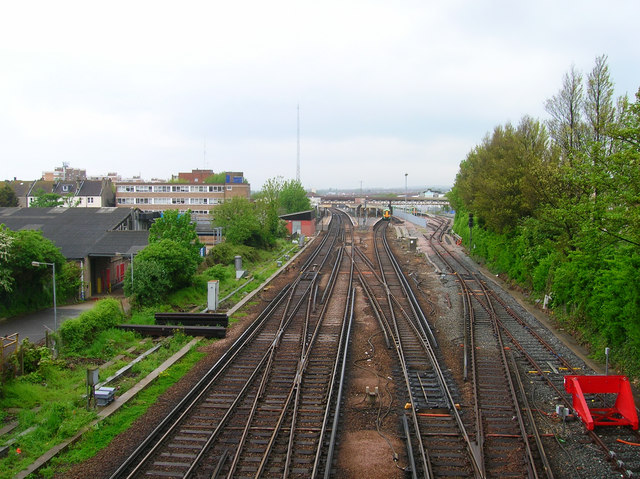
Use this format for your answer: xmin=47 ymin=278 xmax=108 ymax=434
xmin=280 ymin=179 xmax=311 ymax=214
xmin=0 ymin=225 xmax=13 ymax=293
xmin=454 ymin=116 xmax=550 ymax=233
xmin=0 ymin=226 xmax=77 ymax=317
xmin=57 ymin=260 xmax=82 ymax=303
xmin=125 ymin=239 xmax=200 ymax=306
xmin=148 ymin=210 xmax=202 ymax=253
xmin=212 ymin=197 xmax=276 ymax=247
xmin=0 ymin=326 xmax=205 ymax=478
xmin=126 ymin=210 xmax=203 ymax=306
xmin=204 ymin=172 xmax=227 ymax=183
xmin=202 ymin=264 xmax=234 ymax=282
xmin=17 ymin=339 xmax=56 ymax=374
xmin=59 ymin=298 xmax=124 ymax=353
xmin=0 ymin=182 xmax=18 ymax=206
xmin=125 ymin=254 xmax=172 ymax=306
xmin=82 ymin=329 xmax=140 ymax=359
xmin=205 ymin=241 xmax=261 ymax=266
xmin=35 ymin=345 xmax=205 ymax=478
xmin=451 ymin=57 xmax=640 ymax=379
xmin=143 ymin=239 xmax=199 ymax=288
xmin=128 ymin=307 xmax=160 ymax=325
xmin=29 ymin=189 xmax=64 ymax=207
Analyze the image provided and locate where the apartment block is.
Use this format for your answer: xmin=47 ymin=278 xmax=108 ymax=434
xmin=115 ymin=172 xmax=250 ymax=216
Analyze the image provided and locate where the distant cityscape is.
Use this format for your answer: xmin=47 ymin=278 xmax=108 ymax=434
xmin=3 ymin=162 xmax=450 ymax=214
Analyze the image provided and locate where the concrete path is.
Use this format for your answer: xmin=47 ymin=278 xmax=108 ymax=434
xmin=0 ymin=301 xmax=97 ymax=345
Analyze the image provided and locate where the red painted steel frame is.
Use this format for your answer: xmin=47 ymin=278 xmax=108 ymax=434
xmin=564 ymin=375 xmax=639 ymax=430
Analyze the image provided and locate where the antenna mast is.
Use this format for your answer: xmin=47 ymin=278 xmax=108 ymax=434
xmin=296 ymin=104 xmax=300 ymax=182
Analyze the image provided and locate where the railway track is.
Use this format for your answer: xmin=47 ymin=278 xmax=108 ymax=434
xmin=353 ymin=220 xmax=482 ymax=478
xmin=425 ymin=215 xmax=640 ymax=478
xmin=105 ymin=210 xmax=639 ymax=478
xmin=109 ymin=211 xmax=356 ymax=479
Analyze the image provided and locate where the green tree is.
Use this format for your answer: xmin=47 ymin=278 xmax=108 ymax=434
xmin=124 ymin=239 xmax=199 ymax=305
xmin=124 ymin=210 xmax=203 ymax=304
xmin=0 ymin=183 xmax=18 ymax=207
xmin=0 ymin=225 xmax=14 ymax=292
xmin=592 ymin=88 xmax=640 ymax=247
xmin=585 ymin=54 xmax=615 ymax=146
xmin=212 ymin=197 xmax=274 ymax=247
xmin=30 ymin=189 xmax=64 ymax=207
xmin=280 ymin=179 xmax=311 ymax=214
xmin=450 ymin=60 xmax=640 ymax=379
xmin=453 ymin=117 xmax=549 ymax=233
xmin=545 ymin=65 xmax=586 ymax=164
xmin=149 ymin=210 xmax=201 ymax=250
xmin=254 ymin=176 xmax=285 ymax=238
xmin=205 ymin=172 xmax=227 ymax=183
xmin=0 ymin=226 xmax=73 ymax=316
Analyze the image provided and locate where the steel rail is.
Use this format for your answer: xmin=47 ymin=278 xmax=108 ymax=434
xmin=477 ymin=277 xmax=540 ymax=478
xmin=257 ymin=246 xmax=349 ymax=478
xmin=222 ymin=216 xmax=346 ymax=478
xmin=312 ymin=210 xmax=357 ymax=478
xmin=110 ymin=212 xmax=345 ymax=479
xmin=108 ymin=284 xmax=293 ymax=479
xmin=319 ymin=284 xmax=356 ymax=479
xmin=372 ymin=220 xmax=484 ymax=478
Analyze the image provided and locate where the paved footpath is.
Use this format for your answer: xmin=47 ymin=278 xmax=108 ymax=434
xmin=0 ymin=301 xmax=97 ymax=346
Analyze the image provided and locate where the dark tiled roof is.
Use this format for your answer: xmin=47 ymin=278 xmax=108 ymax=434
xmin=279 ymin=210 xmax=315 ymax=221
xmin=78 ymin=180 xmax=105 ymax=197
xmin=90 ymin=230 xmax=149 ymax=256
xmin=53 ymin=182 xmax=78 ymax=195
xmin=6 ymin=180 xmax=34 ymax=197
xmin=28 ymin=180 xmax=55 ymax=195
xmin=0 ymin=207 xmax=146 ymax=259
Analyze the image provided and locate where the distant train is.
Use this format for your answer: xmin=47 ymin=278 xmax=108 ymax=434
xmin=382 ymin=208 xmax=391 ymax=220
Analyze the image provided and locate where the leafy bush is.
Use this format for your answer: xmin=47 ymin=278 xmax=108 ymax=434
xmin=206 ymin=242 xmax=260 ymax=266
xmin=126 ymin=239 xmax=200 ymax=307
xmin=17 ymin=339 xmax=55 ymax=374
xmin=59 ymin=298 xmax=124 ymax=353
xmin=57 ymin=261 xmax=82 ymax=304
xmin=203 ymin=264 xmax=233 ymax=282
xmin=127 ymin=259 xmax=172 ymax=307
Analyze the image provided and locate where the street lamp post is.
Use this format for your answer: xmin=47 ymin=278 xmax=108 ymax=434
xmin=405 ymin=173 xmax=408 ymax=213
xmin=31 ymin=261 xmax=57 ymax=332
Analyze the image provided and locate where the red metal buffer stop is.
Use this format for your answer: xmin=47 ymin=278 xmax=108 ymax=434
xmin=564 ymin=375 xmax=639 ymax=430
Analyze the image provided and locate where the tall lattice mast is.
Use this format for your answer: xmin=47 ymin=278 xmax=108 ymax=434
xmin=296 ymin=104 xmax=300 ymax=182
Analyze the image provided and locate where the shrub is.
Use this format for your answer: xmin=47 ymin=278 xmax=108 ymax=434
xmin=206 ymin=242 xmax=260 ymax=266
xmin=203 ymin=264 xmax=233 ymax=282
xmin=59 ymin=298 xmax=124 ymax=353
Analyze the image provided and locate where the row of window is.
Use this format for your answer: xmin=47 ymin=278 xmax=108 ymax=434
xmin=116 ymin=185 xmax=231 ymax=193
xmin=28 ymin=196 xmax=95 ymax=205
xmin=117 ymin=197 xmax=221 ymax=205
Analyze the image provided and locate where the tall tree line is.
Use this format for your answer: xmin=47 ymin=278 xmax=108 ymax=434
xmin=450 ymin=55 xmax=640 ymax=377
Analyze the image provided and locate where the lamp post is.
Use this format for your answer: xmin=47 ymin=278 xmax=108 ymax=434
xmin=405 ymin=173 xmax=408 ymax=213
xmin=31 ymin=261 xmax=57 ymax=332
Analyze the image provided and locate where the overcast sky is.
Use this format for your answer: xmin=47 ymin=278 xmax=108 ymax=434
xmin=1 ymin=1 xmax=638 ymax=192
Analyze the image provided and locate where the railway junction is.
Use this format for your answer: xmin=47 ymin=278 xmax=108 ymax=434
xmin=58 ymin=210 xmax=639 ymax=479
